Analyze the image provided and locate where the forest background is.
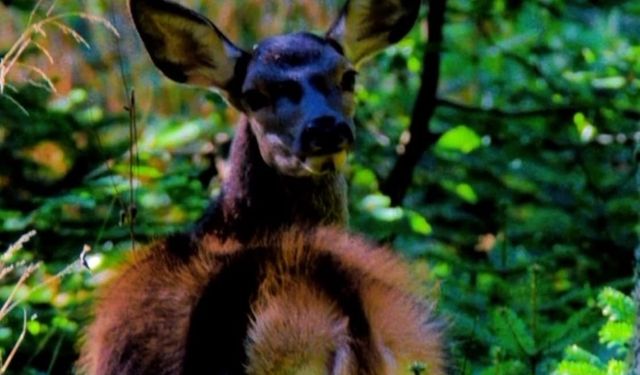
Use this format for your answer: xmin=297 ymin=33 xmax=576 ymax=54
xmin=0 ymin=0 xmax=638 ymax=374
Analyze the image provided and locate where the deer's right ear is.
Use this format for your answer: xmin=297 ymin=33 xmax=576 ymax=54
xmin=327 ymin=0 xmax=421 ymax=66
xmin=129 ymin=0 xmax=249 ymax=91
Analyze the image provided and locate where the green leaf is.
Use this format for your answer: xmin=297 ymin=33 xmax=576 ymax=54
xmin=77 ymin=106 xmax=104 ymax=123
xmin=407 ymin=56 xmax=421 ymax=73
xmin=27 ymin=320 xmax=43 ymax=336
xmin=407 ymin=210 xmax=432 ymax=235
xmin=358 ymin=194 xmax=403 ymax=222
xmin=591 ymin=76 xmax=626 ymax=90
xmin=372 ymin=207 xmax=404 ymax=222
xmin=359 ymin=194 xmax=391 ymax=211
xmin=351 ymin=168 xmax=378 ymax=189
xmin=598 ymin=321 xmax=633 ymax=348
xmin=598 ymin=287 xmax=636 ymax=324
xmin=436 ymin=125 xmax=482 ymax=154
xmin=581 ymin=48 xmax=596 ymax=64
xmin=561 ymin=345 xmax=603 ymax=367
xmin=153 ymin=121 xmax=202 ymax=148
xmin=455 ymin=183 xmax=478 ymax=203
xmin=541 ymin=309 xmax=597 ymax=353
xmin=49 ymin=88 xmax=88 ymax=111
xmin=0 ymin=327 xmax=12 ymax=340
xmin=553 ymin=361 xmax=605 ymax=375
xmin=52 ymin=316 xmax=79 ymax=333
xmin=605 ymin=360 xmax=627 ymax=375
xmin=491 ymin=307 xmax=536 ymax=356
xmin=573 ymin=112 xmax=596 ymax=142
xmin=113 ymin=165 xmax=163 ymax=179
xmin=27 ymin=285 xmax=54 ymax=304
xmin=481 ymin=360 xmax=527 ymax=375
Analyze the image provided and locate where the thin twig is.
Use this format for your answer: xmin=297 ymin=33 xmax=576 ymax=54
xmin=0 ymin=263 xmax=40 ymax=321
xmin=0 ymin=309 xmax=28 ymax=374
xmin=127 ymin=90 xmax=138 ymax=250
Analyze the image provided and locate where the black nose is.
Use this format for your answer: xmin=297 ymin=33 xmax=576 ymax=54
xmin=299 ymin=116 xmax=354 ymax=155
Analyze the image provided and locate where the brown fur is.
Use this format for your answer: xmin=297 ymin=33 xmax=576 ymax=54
xmin=78 ymin=227 xmax=444 ymax=374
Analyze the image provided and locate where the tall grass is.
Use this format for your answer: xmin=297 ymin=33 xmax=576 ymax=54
xmin=0 ymin=5 xmax=112 ymax=371
xmin=0 ymin=0 xmax=119 ymax=114
xmin=0 ymin=230 xmax=92 ymax=374
xmin=0 ymin=230 xmax=38 ymax=373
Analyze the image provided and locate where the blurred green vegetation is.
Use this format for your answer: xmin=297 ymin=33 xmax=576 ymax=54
xmin=0 ymin=0 xmax=638 ymax=374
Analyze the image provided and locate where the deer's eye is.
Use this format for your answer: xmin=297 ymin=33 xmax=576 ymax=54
xmin=271 ymin=80 xmax=302 ymax=103
xmin=243 ymin=89 xmax=270 ymax=111
xmin=341 ymin=70 xmax=357 ymax=92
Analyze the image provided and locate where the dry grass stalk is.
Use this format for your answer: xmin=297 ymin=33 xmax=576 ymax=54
xmin=0 ymin=231 xmax=40 ymax=374
xmin=0 ymin=0 xmax=120 ymax=97
xmin=0 ymin=309 xmax=28 ymax=374
xmin=0 ymin=228 xmax=90 ymax=373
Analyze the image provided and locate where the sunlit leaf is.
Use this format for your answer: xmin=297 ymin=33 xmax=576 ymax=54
xmin=455 ymin=183 xmax=478 ymax=203
xmin=605 ymin=360 xmax=628 ymax=375
xmin=152 ymin=121 xmax=202 ymax=149
xmin=436 ymin=125 xmax=482 ymax=154
xmin=591 ymin=77 xmax=626 ymax=90
xmin=598 ymin=287 xmax=635 ymax=323
xmin=359 ymin=194 xmax=391 ymax=211
xmin=561 ymin=345 xmax=602 ymax=367
xmin=599 ymin=321 xmax=633 ymax=348
xmin=407 ymin=210 xmax=432 ymax=235
xmin=553 ymin=361 xmax=605 ymax=375
xmin=372 ymin=206 xmax=404 ymax=222
xmin=351 ymin=168 xmax=378 ymax=189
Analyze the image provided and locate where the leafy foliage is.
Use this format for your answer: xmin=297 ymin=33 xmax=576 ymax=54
xmin=553 ymin=288 xmax=635 ymax=375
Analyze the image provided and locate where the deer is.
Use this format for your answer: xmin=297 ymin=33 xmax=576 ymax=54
xmin=78 ymin=0 xmax=446 ymax=374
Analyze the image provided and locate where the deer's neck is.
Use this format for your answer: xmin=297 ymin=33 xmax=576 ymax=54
xmin=195 ymin=117 xmax=348 ymax=241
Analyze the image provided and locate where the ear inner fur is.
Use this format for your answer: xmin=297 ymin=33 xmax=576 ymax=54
xmin=327 ymin=0 xmax=421 ymax=65
xmin=129 ymin=0 xmax=249 ymax=89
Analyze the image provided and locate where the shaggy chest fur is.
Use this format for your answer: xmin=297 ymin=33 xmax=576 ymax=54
xmin=78 ymin=228 xmax=445 ymax=375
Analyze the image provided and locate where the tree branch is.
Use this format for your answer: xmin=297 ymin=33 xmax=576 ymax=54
xmin=437 ymin=98 xmax=579 ymax=119
xmin=380 ymin=0 xmax=447 ymax=206
xmin=439 ymin=98 xmax=640 ymax=123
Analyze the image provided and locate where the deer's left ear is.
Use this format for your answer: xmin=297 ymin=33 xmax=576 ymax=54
xmin=129 ymin=0 xmax=249 ymax=91
xmin=326 ymin=0 xmax=421 ymax=66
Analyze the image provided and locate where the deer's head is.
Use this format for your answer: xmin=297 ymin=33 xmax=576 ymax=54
xmin=130 ymin=0 xmax=420 ymax=177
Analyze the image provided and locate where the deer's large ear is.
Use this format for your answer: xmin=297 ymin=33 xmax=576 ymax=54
xmin=326 ymin=0 xmax=421 ymax=66
xmin=129 ymin=0 xmax=249 ymax=91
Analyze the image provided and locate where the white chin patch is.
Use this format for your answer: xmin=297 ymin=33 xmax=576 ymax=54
xmin=257 ymin=131 xmax=349 ymax=176
xmin=302 ymin=150 xmax=348 ymax=175
xmin=271 ymin=150 xmax=348 ymax=177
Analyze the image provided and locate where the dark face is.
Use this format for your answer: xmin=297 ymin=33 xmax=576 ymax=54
xmin=131 ymin=0 xmax=421 ymax=176
xmin=239 ymin=33 xmax=357 ymax=177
